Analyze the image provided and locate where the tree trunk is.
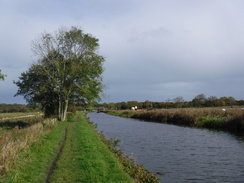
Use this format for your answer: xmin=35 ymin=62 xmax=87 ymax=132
xmin=58 ymin=95 xmax=62 ymax=121
xmin=59 ymin=98 xmax=69 ymax=121
xmin=63 ymin=99 xmax=69 ymax=121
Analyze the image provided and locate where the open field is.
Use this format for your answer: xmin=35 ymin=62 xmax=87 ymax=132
xmin=105 ymin=107 xmax=244 ymax=133
xmin=0 ymin=113 xmax=44 ymax=136
xmin=0 ymin=112 xmax=158 ymax=183
xmin=0 ymin=112 xmax=42 ymax=119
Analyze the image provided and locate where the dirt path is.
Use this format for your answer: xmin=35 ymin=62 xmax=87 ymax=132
xmin=45 ymin=122 xmax=78 ymax=183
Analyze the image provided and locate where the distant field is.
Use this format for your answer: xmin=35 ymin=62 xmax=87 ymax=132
xmin=0 ymin=112 xmax=42 ymax=119
xmin=0 ymin=112 xmax=44 ymax=136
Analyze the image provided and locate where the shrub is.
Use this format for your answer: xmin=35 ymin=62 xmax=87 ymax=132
xmin=197 ymin=117 xmax=223 ymax=128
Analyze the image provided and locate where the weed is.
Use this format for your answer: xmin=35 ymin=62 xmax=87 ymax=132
xmin=0 ymin=118 xmax=57 ymax=175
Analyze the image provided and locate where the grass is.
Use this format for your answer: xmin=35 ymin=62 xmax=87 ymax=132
xmin=97 ymin=132 xmax=160 ymax=183
xmin=0 ymin=119 xmax=65 ymax=183
xmin=50 ymin=112 xmax=134 ymax=183
xmin=0 ymin=112 xmax=158 ymax=182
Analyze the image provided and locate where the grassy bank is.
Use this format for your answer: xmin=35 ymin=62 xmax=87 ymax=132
xmin=1 ymin=112 xmax=158 ymax=182
xmin=96 ymin=126 xmax=160 ymax=182
xmin=105 ymin=108 xmax=244 ymax=133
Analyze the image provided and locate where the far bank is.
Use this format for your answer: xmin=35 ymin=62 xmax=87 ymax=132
xmin=103 ymin=108 xmax=244 ymax=133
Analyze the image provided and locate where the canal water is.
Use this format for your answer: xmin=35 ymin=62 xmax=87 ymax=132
xmin=87 ymin=112 xmax=244 ymax=183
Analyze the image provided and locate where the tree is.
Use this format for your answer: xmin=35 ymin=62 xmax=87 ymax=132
xmin=192 ymin=94 xmax=206 ymax=107
xmin=0 ymin=69 xmax=6 ymax=81
xmin=173 ymin=96 xmax=184 ymax=108
xmin=220 ymin=96 xmax=236 ymax=107
xmin=14 ymin=26 xmax=105 ymax=121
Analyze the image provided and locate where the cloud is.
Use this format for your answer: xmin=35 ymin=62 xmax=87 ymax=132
xmin=1 ymin=0 xmax=244 ymax=103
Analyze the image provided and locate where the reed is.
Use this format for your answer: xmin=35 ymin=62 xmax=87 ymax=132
xmin=106 ymin=108 xmax=244 ymax=132
xmin=0 ymin=118 xmax=57 ymax=175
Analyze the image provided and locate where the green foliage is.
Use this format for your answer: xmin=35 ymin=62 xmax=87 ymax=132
xmin=197 ymin=117 xmax=223 ymax=128
xmin=0 ymin=69 xmax=6 ymax=81
xmin=14 ymin=26 xmax=105 ymax=121
xmin=66 ymin=112 xmax=76 ymax=122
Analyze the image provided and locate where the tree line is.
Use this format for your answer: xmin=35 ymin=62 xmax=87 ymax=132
xmin=97 ymin=94 xmax=244 ymax=110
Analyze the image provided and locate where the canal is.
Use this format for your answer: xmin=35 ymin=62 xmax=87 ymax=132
xmin=87 ymin=112 xmax=244 ymax=183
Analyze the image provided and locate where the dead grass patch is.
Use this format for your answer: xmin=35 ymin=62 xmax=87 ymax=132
xmin=0 ymin=118 xmax=57 ymax=175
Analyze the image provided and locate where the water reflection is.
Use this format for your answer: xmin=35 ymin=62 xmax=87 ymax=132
xmin=87 ymin=112 xmax=244 ymax=183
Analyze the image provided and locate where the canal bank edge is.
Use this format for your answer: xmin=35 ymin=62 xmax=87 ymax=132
xmin=85 ymin=112 xmax=160 ymax=183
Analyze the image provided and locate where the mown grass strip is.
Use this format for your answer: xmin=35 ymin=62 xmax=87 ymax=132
xmin=49 ymin=112 xmax=134 ymax=183
xmin=0 ymin=121 xmax=67 ymax=183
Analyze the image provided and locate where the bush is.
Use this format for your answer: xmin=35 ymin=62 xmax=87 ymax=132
xmin=197 ymin=117 xmax=223 ymax=128
xmin=66 ymin=112 xmax=75 ymax=122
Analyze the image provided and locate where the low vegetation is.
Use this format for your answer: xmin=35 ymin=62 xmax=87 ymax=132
xmin=0 ymin=104 xmax=40 ymax=113
xmin=50 ymin=113 xmax=135 ymax=183
xmin=0 ymin=112 xmax=41 ymax=119
xmin=0 ymin=117 xmax=57 ymax=178
xmin=105 ymin=108 xmax=244 ymax=133
xmin=0 ymin=112 xmax=159 ymax=182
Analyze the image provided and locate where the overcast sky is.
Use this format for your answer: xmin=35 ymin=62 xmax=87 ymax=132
xmin=1 ymin=0 xmax=244 ymax=104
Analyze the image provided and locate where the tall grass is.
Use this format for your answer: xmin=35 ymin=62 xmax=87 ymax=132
xmin=106 ymin=108 xmax=244 ymax=132
xmin=0 ymin=116 xmax=45 ymax=130
xmin=0 ymin=118 xmax=57 ymax=175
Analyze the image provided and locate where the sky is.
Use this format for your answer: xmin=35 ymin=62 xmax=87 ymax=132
xmin=0 ymin=0 xmax=244 ymax=104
